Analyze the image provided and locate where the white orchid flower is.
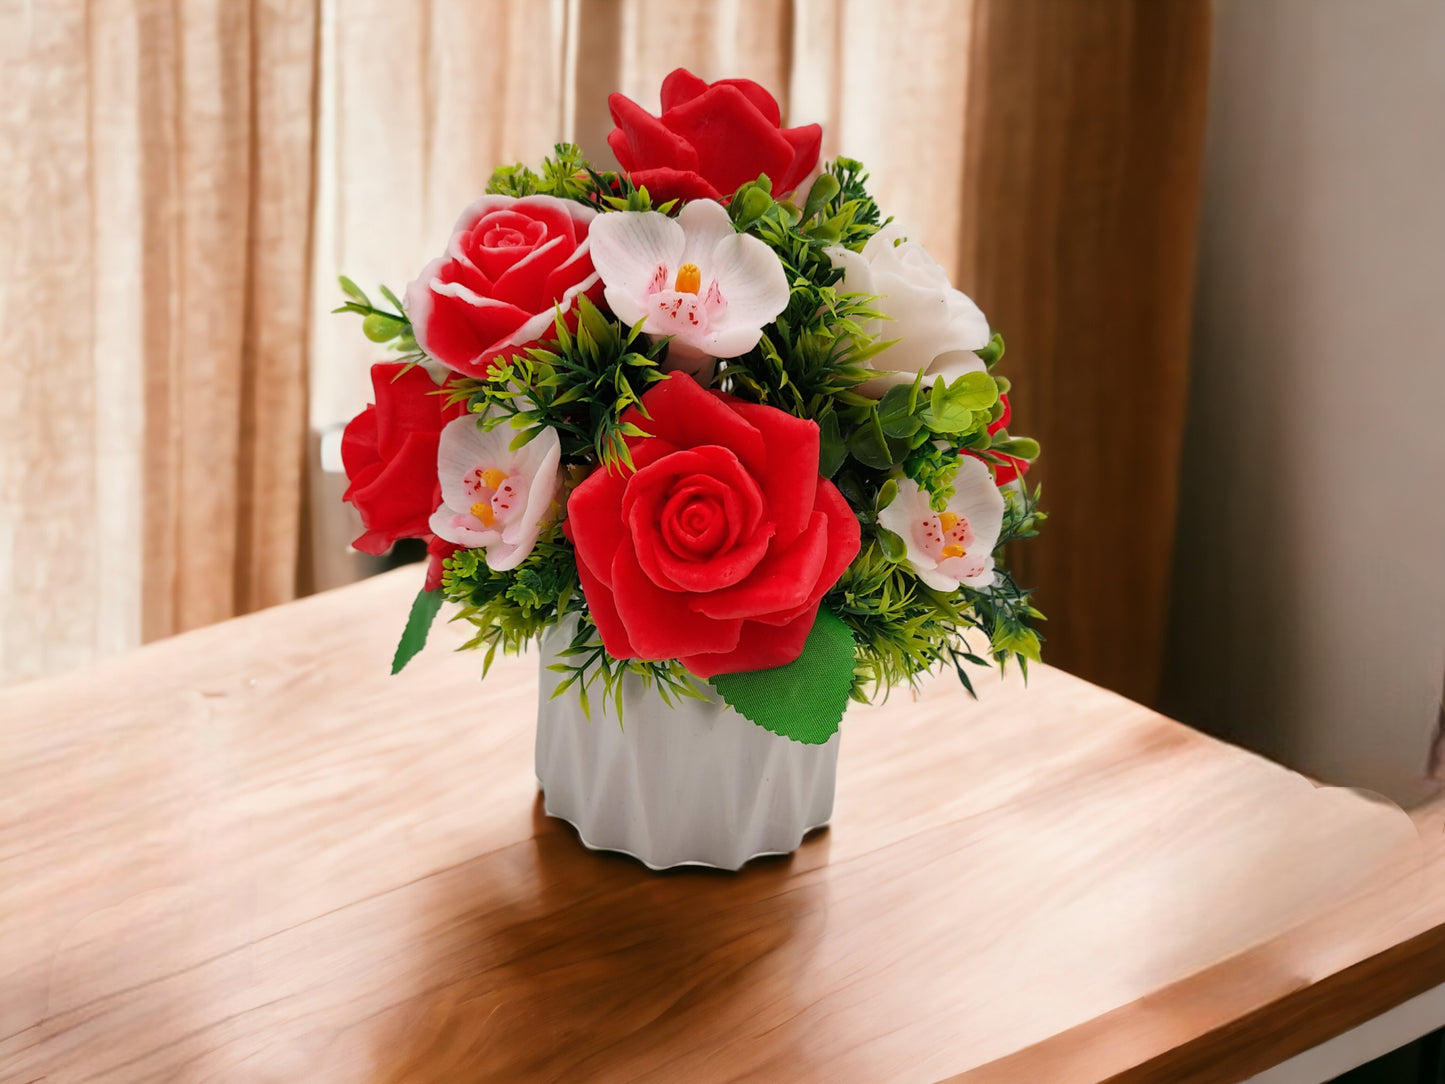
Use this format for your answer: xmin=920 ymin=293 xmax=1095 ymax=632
xmin=877 ymin=460 xmax=1005 ymax=591
xmin=429 ymin=413 xmax=562 ymax=571
xmin=588 ymin=199 xmax=789 ymax=378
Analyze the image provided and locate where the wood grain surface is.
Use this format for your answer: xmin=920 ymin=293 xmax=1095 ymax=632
xmin=1 ymin=568 xmax=1441 ymax=1083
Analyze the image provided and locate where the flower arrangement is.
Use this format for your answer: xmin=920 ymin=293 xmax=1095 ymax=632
xmin=338 ymin=69 xmax=1044 ymax=746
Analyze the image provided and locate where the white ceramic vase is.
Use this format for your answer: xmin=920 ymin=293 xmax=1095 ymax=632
xmin=534 ymin=623 xmax=840 ymax=871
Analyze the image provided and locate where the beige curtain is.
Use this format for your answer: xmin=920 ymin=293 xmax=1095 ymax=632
xmin=2 ymin=0 xmax=1208 ymax=704
xmin=1 ymin=0 xmax=316 ymax=683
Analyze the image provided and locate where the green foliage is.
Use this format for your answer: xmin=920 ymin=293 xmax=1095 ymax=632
xmin=547 ymin=623 xmax=704 ymax=722
xmin=711 ymin=607 xmax=857 ymax=744
xmin=441 ymin=528 xmax=579 ymax=675
xmin=827 ymin=478 xmax=1047 ymax=699
xmin=448 ymin=296 xmax=671 ymax=471
xmin=391 ymin=586 xmax=444 ymax=675
xmin=487 ymin=143 xmax=674 ymax=215
xmin=964 ymin=482 xmax=1048 ymax=675
xmin=333 ymin=277 xmax=425 ymax=364
xmin=827 ymin=539 xmax=977 ymax=696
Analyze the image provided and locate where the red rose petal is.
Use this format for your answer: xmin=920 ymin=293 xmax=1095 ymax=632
xmin=542 ymin=244 xmax=599 ymax=302
xmin=489 ymin=233 xmax=570 ymax=310
xmin=370 ymin=363 xmax=447 ymax=459
xmin=351 ymin=528 xmax=395 ymax=557
xmin=713 ymin=77 xmax=782 ymax=126
xmin=610 ymin=544 xmax=743 ymax=659
xmin=659 ymin=480 xmax=738 ymax=558
xmin=566 ymin=438 xmax=681 ymax=585
xmin=566 ymin=468 xmax=631 ymax=587
xmin=607 ymin=93 xmax=700 ymax=173
xmin=623 ymin=447 xmax=771 ymax=592
xmin=776 ymin=122 xmax=824 ymax=196
xmin=661 ymin=84 xmax=794 ymax=197
xmin=757 ymin=478 xmax=861 ymax=625
xmin=574 ymin=548 xmax=637 ymax=659
xmin=679 ymin=606 xmax=819 ymax=679
xmin=721 ymin=398 xmax=819 ymax=546
xmin=660 ymin=68 xmax=710 ymax=111
xmin=340 ymin=404 xmax=379 ymax=487
xmin=620 ymin=375 xmax=767 ymax=467
xmin=512 ymin=197 xmax=581 ymax=243
xmin=422 ymin=289 xmax=532 ymax=377
xmin=622 ymin=167 xmax=724 ymax=204
xmin=688 ymin=508 xmax=827 ymax=621
xmin=346 ymin=430 xmax=440 ymax=548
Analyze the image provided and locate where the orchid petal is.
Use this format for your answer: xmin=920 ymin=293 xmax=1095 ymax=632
xmin=589 ymin=211 xmax=685 ymax=327
xmin=677 ymin=199 xmax=736 ymax=269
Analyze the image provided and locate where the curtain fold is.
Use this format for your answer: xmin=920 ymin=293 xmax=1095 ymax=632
xmin=2 ymin=0 xmax=1209 ymax=702
xmin=0 ymin=0 xmax=317 ymax=682
xmin=958 ymin=0 xmax=1211 ymax=704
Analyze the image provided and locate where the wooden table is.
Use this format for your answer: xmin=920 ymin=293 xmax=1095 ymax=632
xmin=2 ymin=568 xmax=1443 ymax=1083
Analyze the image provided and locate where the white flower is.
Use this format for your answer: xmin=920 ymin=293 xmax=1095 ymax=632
xmin=877 ymin=461 xmax=1005 ymax=591
xmin=429 ymin=413 xmax=562 ymax=571
xmin=588 ymin=199 xmax=789 ymax=377
xmin=827 ymin=223 xmax=991 ymax=397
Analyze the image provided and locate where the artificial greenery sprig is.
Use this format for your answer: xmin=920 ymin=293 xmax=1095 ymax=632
xmin=446 ymin=297 xmax=670 ymax=471
xmin=333 ymin=277 xmax=424 ymax=364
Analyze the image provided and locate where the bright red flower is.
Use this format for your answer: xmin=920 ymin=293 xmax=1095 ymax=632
xmin=405 ymin=195 xmax=601 ymax=379
xmin=970 ymin=393 xmax=1031 ymax=486
xmin=341 ymin=362 xmax=464 ymax=561
xmin=565 ymin=374 xmax=860 ymax=678
xmin=607 ymin=69 xmax=822 ymax=205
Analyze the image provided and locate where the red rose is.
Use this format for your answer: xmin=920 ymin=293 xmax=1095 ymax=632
xmin=341 ymin=362 xmax=464 ymax=558
xmin=607 ymin=68 xmax=822 ymax=205
xmin=405 ymin=194 xmax=601 ymax=379
xmin=565 ymin=374 xmax=860 ymax=678
xmin=965 ymin=394 xmax=1030 ymax=486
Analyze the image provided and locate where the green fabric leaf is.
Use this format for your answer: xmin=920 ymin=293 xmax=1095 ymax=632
xmin=710 ymin=607 xmax=856 ymax=745
xmin=818 ymin=412 xmax=847 ymax=478
xmin=977 ymin=331 xmax=1006 ymax=368
xmin=391 ymin=586 xmax=445 ymax=675
xmin=878 ymin=383 xmax=923 ymax=439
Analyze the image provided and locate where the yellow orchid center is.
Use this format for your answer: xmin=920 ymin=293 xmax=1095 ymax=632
xmin=941 ymin=543 xmax=967 ymax=559
xmin=470 ymin=501 xmax=496 ymax=527
xmin=938 ymin=512 xmax=960 ymax=533
xmin=480 ymin=467 xmax=507 ymax=490
xmin=673 ymin=263 xmax=702 ymax=294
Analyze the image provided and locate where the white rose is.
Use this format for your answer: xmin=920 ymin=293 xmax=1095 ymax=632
xmin=827 ymin=223 xmax=991 ymax=398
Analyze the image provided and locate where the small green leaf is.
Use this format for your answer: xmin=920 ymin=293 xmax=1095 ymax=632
xmin=991 ymin=436 xmax=1040 ymax=460
xmin=926 ymin=371 xmax=998 ymax=433
xmin=877 ymin=383 xmax=923 ymax=439
xmin=378 ymin=284 xmax=406 ymax=313
xmin=731 ymin=182 xmax=773 ymax=228
xmin=848 ymin=410 xmax=906 ymax=469
xmin=338 ymin=275 xmax=369 ymax=305
xmin=710 ymin=607 xmax=856 ymax=745
xmin=802 ymin=173 xmax=841 ymax=221
xmin=391 ymin=586 xmax=445 ymax=675
xmin=818 ymin=412 xmax=847 ymax=478
xmin=875 ymin=477 xmax=899 ymax=512
xmin=977 ymin=332 xmax=1005 ymax=367
xmin=877 ymin=527 xmax=907 ymax=561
